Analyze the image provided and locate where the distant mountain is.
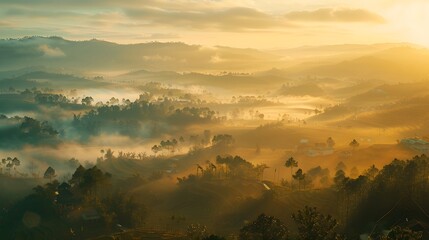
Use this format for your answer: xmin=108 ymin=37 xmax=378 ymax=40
xmin=347 ymin=82 xmax=429 ymax=106
xmin=295 ymin=47 xmax=429 ymax=81
xmin=0 ymin=71 xmax=105 ymax=90
xmin=277 ymin=83 xmax=325 ymax=97
xmin=119 ymin=69 xmax=293 ymax=94
xmin=328 ymin=81 xmax=382 ymax=99
xmin=0 ymin=36 xmax=281 ymax=72
xmin=2 ymin=37 xmax=428 ymax=91
xmin=271 ymin=43 xmax=420 ymax=58
xmin=310 ymin=81 xmax=429 ymax=125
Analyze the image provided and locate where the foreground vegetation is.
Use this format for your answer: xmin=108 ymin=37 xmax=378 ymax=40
xmin=1 ymin=153 xmax=428 ymax=239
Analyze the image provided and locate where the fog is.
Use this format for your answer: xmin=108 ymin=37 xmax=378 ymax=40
xmin=1 ymin=37 xmax=429 ymax=239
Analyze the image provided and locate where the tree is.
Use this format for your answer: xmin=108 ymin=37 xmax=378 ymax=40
xmin=364 ymin=164 xmax=379 ymax=180
xmin=151 ymin=145 xmax=161 ymax=155
xmin=100 ymin=193 xmax=146 ymax=228
xmin=108 ymin=97 xmax=119 ymax=105
xmin=67 ymin=158 xmax=80 ymax=169
xmin=187 ymin=224 xmax=208 ymax=240
xmin=239 ymin=214 xmax=289 ymax=240
xmin=212 ymin=134 xmax=234 ymax=147
xmin=336 ymin=162 xmax=347 ymax=172
xmin=1 ymin=157 xmax=20 ymax=176
xmin=69 ymin=165 xmax=85 ymax=186
xmin=293 ymin=169 xmax=306 ymax=191
xmin=19 ymin=117 xmax=59 ymax=140
xmin=334 ymin=170 xmax=348 ymax=191
xmin=78 ymin=166 xmax=111 ymax=200
xmin=157 ymin=139 xmax=179 ymax=153
xmin=203 ymin=235 xmax=226 ymax=240
xmin=255 ymin=164 xmax=269 ymax=180
xmin=196 ymin=164 xmax=204 ymax=177
xmin=349 ymin=139 xmax=360 ymax=150
xmin=285 ymin=157 xmax=298 ymax=188
xmin=43 ymin=166 xmax=56 ymax=180
xmin=384 ymin=226 xmax=422 ymax=240
xmin=215 ymin=155 xmax=255 ymax=178
xmin=11 ymin=157 xmax=20 ymax=176
xmin=104 ymin=148 xmax=114 ymax=160
xmin=292 ymin=206 xmax=343 ymax=240
xmin=344 ymin=155 xmax=429 ymax=236
xmin=81 ymin=96 xmax=94 ymax=105
xmin=327 ymin=137 xmax=336 ymax=148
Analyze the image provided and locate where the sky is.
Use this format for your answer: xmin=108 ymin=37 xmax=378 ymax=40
xmin=1 ymin=0 xmax=428 ymax=49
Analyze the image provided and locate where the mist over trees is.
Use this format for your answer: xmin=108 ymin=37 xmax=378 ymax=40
xmin=0 ymin=115 xmax=60 ymax=148
xmin=72 ymin=97 xmax=219 ymax=138
xmin=1 ymin=35 xmax=429 ymax=240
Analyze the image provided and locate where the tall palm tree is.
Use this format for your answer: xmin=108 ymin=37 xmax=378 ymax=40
xmin=285 ymin=157 xmax=298 ymax=188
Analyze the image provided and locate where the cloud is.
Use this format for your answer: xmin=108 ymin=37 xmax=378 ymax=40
xmin=138 ymin=33 xmax=180 ymax=40
xmin=142 ymin=55 xmax=173 ymax=61
xmin=3 ymin=8 xmax=82 ymax=18
xmin=285 ymin=8 xmax=386 ymax=23
xmin=125 ymin=7 xmax=283 ymax=31
xmin=38 ymin=44 xmax=65 ymax=57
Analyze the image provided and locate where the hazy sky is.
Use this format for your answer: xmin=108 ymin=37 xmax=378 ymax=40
xmin=1 ymin=0 xmax=428 ymax=48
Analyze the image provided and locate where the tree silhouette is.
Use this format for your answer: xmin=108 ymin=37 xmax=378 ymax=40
xmin=215 ymin=155 xmax=254 ymax=178
xmin=327 ymin=137 xmax=336 ymax=148
xmin=20 ymin=117 xmax=59 ymax=138
xmin=349 ymin=139 xmax=360 ymax=150
xmin=255 ymin=164 xmax=269 ymax=180
xmin=364 ymin=164 xmax=379 ymax=180
xmin=293 ymin=168 xmax=306 ymax=191
xmin=81 ymin=96 xmax=94 ymax=105
xmin=100 ymin=193 xmax=146 ymax=228
xmin=212 ymin=134 xmax=234 ymax=147
xmin=203 ymin=235 xmax=226 ymax=240
xmin=336 ymin=161 xmax=347 ymax=172
xmin=70 ymin=165 xmax=85 ymax=186
xmin=334 ymin=170 xmax=348 ymax=191
xmin=151 ymin=138 xmax=180 ymax=155
xmin=239 ymin=214 xmax=289 ymax=240
xmin=151 ymin=145 xmax=161 ymax=155
xmin=196 ymin=164 xmax=204 ymax=177
xmin=11 ymin=157 xmax=20 ymax=176
xmin=292 ymin=206 xmax=343 ymax=240
xmin=345 ymin=155 xmax=429 ymax=236
xmin=43 ymin=166 xmax=56 ymax=180
xmin=187 ymin=224 xmax=208 ymax=240
xmin=103 ymin=148 xmax=114 ymax=160
xmin=384 ymin=226 xmax=422 ymax=240
xmin=79 ymin=166 xmax=111 ymax=200
xmin=285 ymin=157 xmax=298 ymax=188
xmin=1 ymin=157 xmax=20 ymax=176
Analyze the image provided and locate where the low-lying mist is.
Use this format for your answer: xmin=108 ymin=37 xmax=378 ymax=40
xmin=1 ymin=37 xmax=429 ymax=239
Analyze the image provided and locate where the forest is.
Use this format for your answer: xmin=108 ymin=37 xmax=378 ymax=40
xmin=1 ymin=36 xmax=429 ymax=240
xmin=1 ymin=1 xmax=429 ymax=239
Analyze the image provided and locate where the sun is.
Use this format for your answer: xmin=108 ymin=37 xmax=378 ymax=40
xmin=386 ymin=1 xmax=429 ymax=47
